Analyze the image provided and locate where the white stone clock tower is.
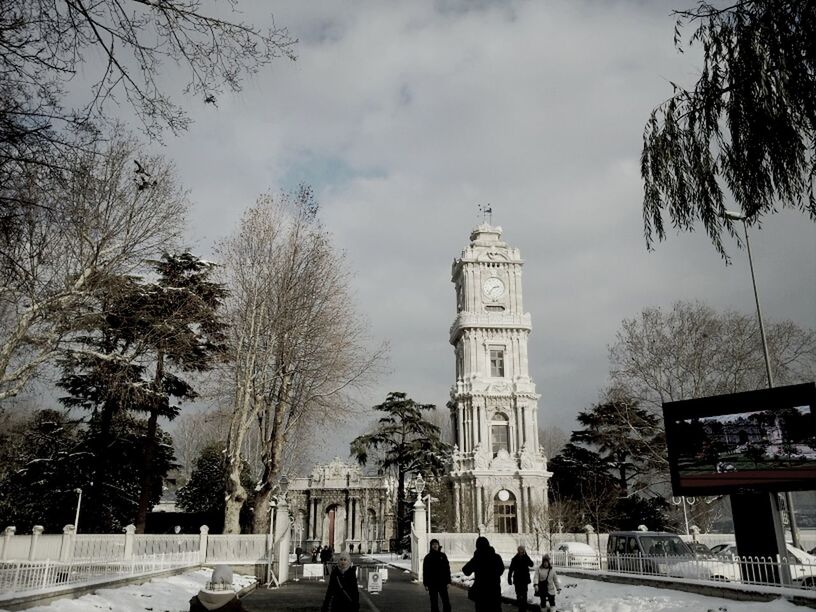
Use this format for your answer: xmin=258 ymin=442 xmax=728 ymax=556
xmin=449 ymin=224 xmax=551 ymax=534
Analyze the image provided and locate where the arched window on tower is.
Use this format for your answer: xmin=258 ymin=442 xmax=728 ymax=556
xmin=491 ymin=412 xmax=510 ymax=456
xmin=494 ymin=489 xmax=518 ymax=533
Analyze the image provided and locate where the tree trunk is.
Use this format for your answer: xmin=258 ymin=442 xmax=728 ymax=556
xmin=396 ymin=468 xmax=405 ymax=545
xmin=252 ymin=487 xmax=274 ymax=534
xmin=251 ymin=369 xmax=291 ymax=534
xmin=224 ymin=450 xmax=248 ymax=533
xmin=135 ymin=350 xmax=164 ymax=533
xmin=135 ymin=410 xmax=159 ymax=533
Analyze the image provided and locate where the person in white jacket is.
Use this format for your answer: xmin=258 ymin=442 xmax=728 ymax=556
xmin=535 ymin=554 xmax=561 ymax=611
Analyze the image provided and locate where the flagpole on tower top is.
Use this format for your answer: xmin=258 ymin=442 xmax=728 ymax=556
xmin=478 ymin=204 xmax=493 ymax=224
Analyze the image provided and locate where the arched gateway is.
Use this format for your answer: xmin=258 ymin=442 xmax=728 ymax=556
xmin=287 ymin=458 xmax=395 ymax=553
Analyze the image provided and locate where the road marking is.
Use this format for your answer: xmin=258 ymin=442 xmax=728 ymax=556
xmin=359 ymin=587 xmax=382 ymax=612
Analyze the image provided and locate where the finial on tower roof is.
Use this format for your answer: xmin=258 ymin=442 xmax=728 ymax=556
xmin=477 ymin=203 xmax=493 ymax=224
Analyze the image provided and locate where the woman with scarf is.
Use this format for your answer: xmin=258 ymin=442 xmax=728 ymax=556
xmin=321 ymin=551 xmax=360 ymax=612
xmin=536 ymin=554 xmax=561 ymax=612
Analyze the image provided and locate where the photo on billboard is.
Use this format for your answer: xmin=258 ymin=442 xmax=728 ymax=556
xmin=664 ymin=383 xmax=816 ymax=496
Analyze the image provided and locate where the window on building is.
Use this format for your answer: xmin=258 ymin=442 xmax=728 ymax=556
xmin=494 ymin=490 xmax=518 ymax=533
xmin=491 ymin=412 xmax=510 ymax=456
xmin=490 ymin=348 xmax=505 ymax=377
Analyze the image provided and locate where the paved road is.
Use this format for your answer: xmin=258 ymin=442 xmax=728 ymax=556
xmin=242 ymin=556 xmax=529 ymax=612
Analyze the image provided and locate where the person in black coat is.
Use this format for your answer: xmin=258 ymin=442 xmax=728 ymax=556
xmin=507 ymin=545 xmax=534 ymax=610
xmin=423 ymin=538 xmax=452 ymax=612
xmin=320 ymin=545 xmax=334 ymax=575
xmin=462 ymin=536 xmax=505 ymax=612
xmin=321 ymin=551 xmax=360 ymax=612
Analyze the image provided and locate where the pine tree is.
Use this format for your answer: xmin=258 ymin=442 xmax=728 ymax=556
xmin=176 ymin=443 xmax=254 ymax=532
xmin=570 ymin=398 xmax=663 ymax=494
xmin=350 ymin=392 xmax=451 ymax=545
xmin=58 ymin=252 xmax=226 ymax=531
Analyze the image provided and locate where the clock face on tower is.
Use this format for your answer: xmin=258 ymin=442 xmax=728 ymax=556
xmin=483 ymin=277 xmax=505 ymax=300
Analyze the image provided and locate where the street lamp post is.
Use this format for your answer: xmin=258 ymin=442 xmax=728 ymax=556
xmin=671 ymin=496 xmax=696 ymax=536
xmin=73 ymin=488 xmax=82 ymax=534
xmin=722 ymin=210 xmax=801 ymax=550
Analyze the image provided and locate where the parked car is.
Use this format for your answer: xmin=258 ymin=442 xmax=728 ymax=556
xmin=686 ymin=541 xmax=715 ymax=558
xmin=606 ymin=531 xmax=739 ymax=582
xmin=553 ymin=541 xmax=600 ymax=569
xmin=710 ymin=542 xmax=816 ymax=588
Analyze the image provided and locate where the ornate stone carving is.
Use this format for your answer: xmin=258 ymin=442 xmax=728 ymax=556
xmin=474 ymin=444 xmax=491 ymax=469
xmin=489 ymin=448 xmax=517 ymax=472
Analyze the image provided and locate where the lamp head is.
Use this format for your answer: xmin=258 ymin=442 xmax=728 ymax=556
xmin=721 ymin=210 xmax=746 ymax=222
xmin=414 ymin=473 xmax=426 ymax=495
xmin=279 ymin=475 xmax=289 ymax=495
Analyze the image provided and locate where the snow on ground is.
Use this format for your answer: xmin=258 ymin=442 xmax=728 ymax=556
xmin=0 ymin=568 xmax=256 ymax=612
xmin=364 ymin=553 xmax=413 ymax=571
xmin=4 ymin=561 xmax=810 ymax=611
xmin=365 ymin=553 xmax=808 ymax=610
xmin=452 ymin=569 xmax=808 ymax=612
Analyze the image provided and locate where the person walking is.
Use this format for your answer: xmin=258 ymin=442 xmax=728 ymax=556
xmin=462 ymin=536 xmax=505 ymax=612
xmin=536 ymin=554 xmax=561 ymax=612
xmin=507 ymin=545 xmax=533 ymax=610
xmin=423 ymin=538 xmax=452 ymax=612
xmin=321 ymin=551 xmax=360 ymax=612
xmin=320 ymin=545 xmax=334 ymax=576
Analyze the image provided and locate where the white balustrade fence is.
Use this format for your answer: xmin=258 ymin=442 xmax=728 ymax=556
xmin=0 ymin=552 xmax=200 ymax=598
xmin=428 ymin=533 xmax=480 ymax=560
xmin=73 ymin=535 xmax=127 ymax=561
xmin=0 ymin=526 xmax=273 ymax=569
xmin=133 ymin=534 xmax=200 ymax=558
xmin=206 ymin=535 xmax=271 ymax=564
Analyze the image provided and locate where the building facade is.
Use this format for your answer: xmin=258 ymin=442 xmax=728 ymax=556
xmin=449 ymin=224 xmax=551 ymax=534
xmin=287 ymin=458 xmax=395 ymax=553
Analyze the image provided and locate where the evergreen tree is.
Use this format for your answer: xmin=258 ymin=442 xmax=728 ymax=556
xmin=548 ymin=444 xmax=620 ymax=532
xmin=58 ymin=252 xmax=226 ymax=531
xmin=350 ymin=392 xmax=451 ymax=545
xmin=0 ymin=409 xmax=175 ymax=532
xmin=176 ymin=443 xmax=254 ymax=532
xmin=570 ymin=397 xmax=663 ymax=494
xmin=80 ymin=412 xmax=176 ymax=532
xmin=0 ymin=410 xmax=88 ymax=532
xmin=132 ymin=253 xmax=227 ymax=532
xmin=177 ymin=445 xmax=229 ymax=514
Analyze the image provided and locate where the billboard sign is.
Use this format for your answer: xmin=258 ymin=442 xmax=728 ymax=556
xmin=664 ymin=383 xmax=816 ymax=496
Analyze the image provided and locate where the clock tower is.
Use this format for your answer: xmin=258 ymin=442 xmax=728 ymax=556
xmin=449 ymin=224 xmax=551 ymax=534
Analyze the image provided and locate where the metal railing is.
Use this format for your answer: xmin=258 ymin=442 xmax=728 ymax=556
xmin=548 ymin=550 xmax=816 ymax=592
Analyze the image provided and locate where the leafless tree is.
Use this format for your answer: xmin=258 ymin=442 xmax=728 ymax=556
xmin=609 ymin=301 xmax=816 ymax=414
xmin=539 ymin=425 xmax=568 ymax=459
xmin=172 ymin=408 xmax=231 ymax=481
xmin=0 ymin=131 xmax=187 ymax=402
xmin=1 ymin=0 xmax=295 ymax=212
xmin=217 ymin=188 xmax=385 ymax=534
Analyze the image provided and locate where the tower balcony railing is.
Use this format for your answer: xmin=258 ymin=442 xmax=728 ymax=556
xmin=449 ymin=312 xmax=532 ymax=340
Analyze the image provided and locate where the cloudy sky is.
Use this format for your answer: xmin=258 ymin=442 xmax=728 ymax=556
xmin=137 ymin=0 xmax=815 ymax=460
